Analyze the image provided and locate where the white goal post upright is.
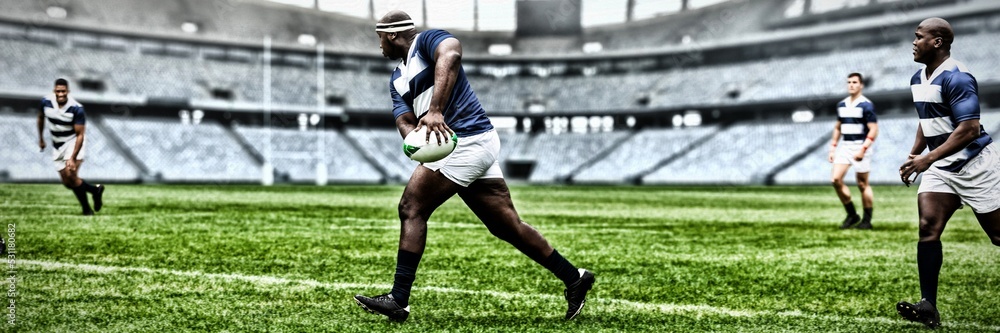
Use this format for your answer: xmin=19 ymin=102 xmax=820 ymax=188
xmin=315 ymin=43 xmax=328 ymax=186
xmin=262 ymin=36 xmax=274 ymax=186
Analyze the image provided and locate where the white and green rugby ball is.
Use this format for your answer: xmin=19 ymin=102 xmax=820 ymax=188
xmin=403 ymin=126 xmax=458 ymax=163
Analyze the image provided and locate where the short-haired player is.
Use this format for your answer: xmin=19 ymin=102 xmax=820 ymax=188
xmin=829 ymin=73 xmax=878 ymax=229
xmin=38 ymin=78 xmax=104 ymax=215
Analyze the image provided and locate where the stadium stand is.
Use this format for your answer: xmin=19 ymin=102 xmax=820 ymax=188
xmin=525 ymin=131 xmax=631 ymax=183
xmin=344 ymin=128 xmax=416 ymax=183
xmin=102 ymin=117 xmax=261 ymax=182
xmin=233 ymin=125 xmax=381 ymax=183
xmin=0 ymin=112 xmax=140 ymax=182
xmin=473 ymin=33 xmax=998 ymax=113
xmin=574 ymin=126 xmax=717 ymax=184
xmin=642 ymin=120 xmax=832 ymax=184
xmin=329 ymin=69 xmax=391 ymax=112
xmin=497 ymin=131 xmax=530 ymax=172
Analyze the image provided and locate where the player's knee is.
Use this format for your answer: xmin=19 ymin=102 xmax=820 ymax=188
xmin=397 ymin=198 xmax=418 ymax=220
xmin=917 ymin=218 xmax=943 ymax=238
xmin=831 ymin=178 xmax=844 ymax=187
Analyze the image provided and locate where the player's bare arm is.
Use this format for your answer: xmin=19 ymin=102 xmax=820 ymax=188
xmin=66 ymin=123 xmax=86 ymax=172
xmin=901 ymin=124 xmax=927 ymax=185
xmin=37 ymin=108 xmax=46 ymax=151
xmin=908 ymin=124 xmax=928 ymax=157
xmin=855 ymin=122 xmax=878 ymax=161
xmin=395 ymin=112 xmax=418 ymax=139
xmin=829 ymin=120 xmax=842 ymax=162
xmin=901 ymin=120 xmax=981 ymax=184
xmin=418 ymin=37 xmax=462 ymax=144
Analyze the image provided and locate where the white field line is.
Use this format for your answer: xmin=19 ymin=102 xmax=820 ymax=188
xmin=327 ymin=223 xmax=649 ymax=234
xmin=20 ymin=260 xmax=1000 ymax=330
xmin=330 ymin=221 xmax=482 ymax=230
xmin=333 ymin=217 xmax=670 ymax=234
xmin=1 ymin=203 xmax=71 ymax=208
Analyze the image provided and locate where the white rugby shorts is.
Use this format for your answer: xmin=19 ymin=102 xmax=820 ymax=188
xmin=422 ymin=129 xmax=503 ymax=187
xmin=833 ymin=142 xmax=873 ymax=173
xmin=918 ymin=142 xmax=1000 ymax=213
xmin=52 ymin=138 xmax=86 ymax=171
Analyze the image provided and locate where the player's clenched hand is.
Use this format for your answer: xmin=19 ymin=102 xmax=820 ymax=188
xmin=65 ymin=159 xmax=77 ymax=172
xmin=39 ymin=139 xmax=46 ymax=152
xmin=899 ymin=154 xmax=929 ymax=186
xmin=853 ymin=151 xmax=865 ymax=161
xmin=828 ymin=150 xmax=835 ymax=163
xmin=417 ymin=111 xmax=453 ymax=145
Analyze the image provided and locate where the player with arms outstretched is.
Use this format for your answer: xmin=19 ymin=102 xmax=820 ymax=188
xmin=353 ymin=11 xmax=595 ymax=322
xmin=897 ymin=17 xmax=1000 ymax=328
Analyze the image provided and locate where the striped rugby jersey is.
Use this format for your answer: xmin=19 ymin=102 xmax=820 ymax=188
xmin=836 ymin=95 xmax=877 ymax=143
xmin=42 ymin=94 xmax=85 ymax=150
xmin=389 ymin=29 xmax=492 ymax=138
xmin=910 ymin=58 xmax=993 ymax=172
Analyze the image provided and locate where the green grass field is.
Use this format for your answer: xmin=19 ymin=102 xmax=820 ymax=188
xmin=3 ymin=184 xmax=999 ymax=332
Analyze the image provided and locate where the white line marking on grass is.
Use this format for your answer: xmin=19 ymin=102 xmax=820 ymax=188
xmin=21 ymin=260 xmax=1000 ymax=331
xmin=24 ymin=260 xmax=390 ymax=289
xmin=1 ymin=203 xmax=69 ymax=208
xmin=330 ymin=220 xmax=484 ymax=230
xmin=333 ymin=217 xmax=664 ymax=234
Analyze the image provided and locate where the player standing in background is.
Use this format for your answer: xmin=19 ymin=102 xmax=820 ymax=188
xmin=38 ymin=78 xmax=104 ymax=215
xmin=897 ymin=17 xmax=1000 ymax=328
xmin=352 ymin=11 xmax=595 ymax=322
xmin=829 ymin=73 xmax=878 ymax=230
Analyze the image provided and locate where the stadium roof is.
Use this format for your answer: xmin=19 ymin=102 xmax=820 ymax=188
xmin=266 ymin=0 xmax=737 ymax=31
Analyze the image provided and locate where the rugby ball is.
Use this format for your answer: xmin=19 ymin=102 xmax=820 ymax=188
xmin=402 ymin=126 xmax=458 ymax=163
